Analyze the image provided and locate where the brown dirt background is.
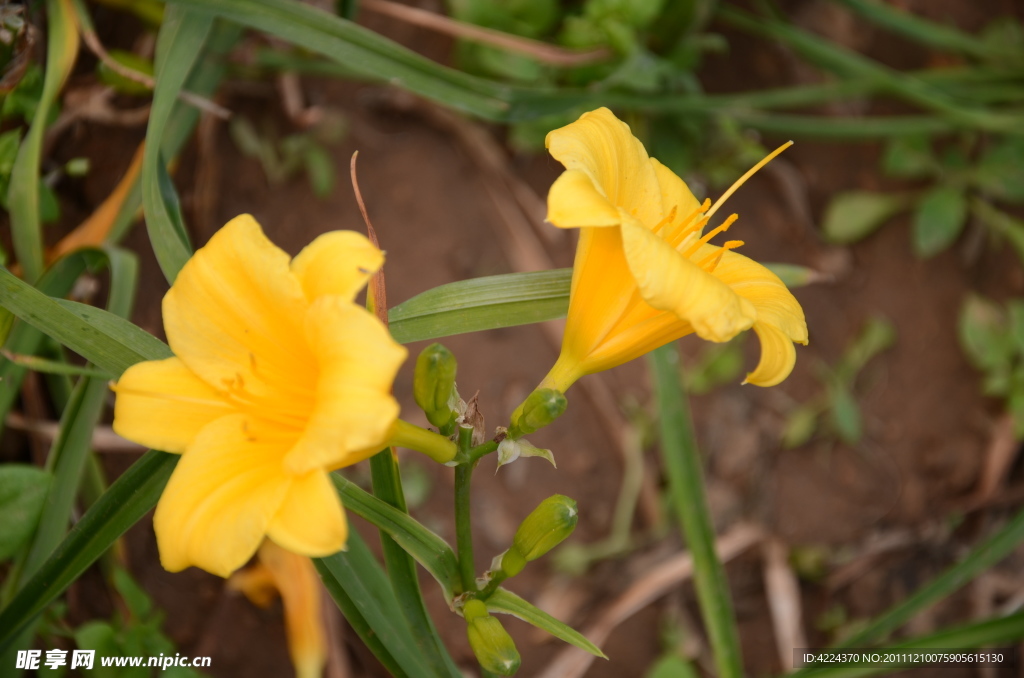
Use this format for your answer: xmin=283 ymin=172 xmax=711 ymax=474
xmin=8 ymin=0 xmax=1024 ymax=675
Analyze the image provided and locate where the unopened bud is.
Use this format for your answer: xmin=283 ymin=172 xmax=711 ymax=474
xmin=508 ymin=388 xmax=566 ymax=438
xmin=464 ymin=599 xmax=521 ymax=676
xmin=413 ymin=343 xmax=458 ymax=429
xmin=512 ymin=494 xmax=578 ymax=563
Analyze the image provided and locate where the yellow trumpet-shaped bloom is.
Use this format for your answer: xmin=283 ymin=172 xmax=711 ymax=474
xmin=539 ymin=108 xmax=807 ymax=391
xmin=112 ymin=215 xmax=407 ymax=577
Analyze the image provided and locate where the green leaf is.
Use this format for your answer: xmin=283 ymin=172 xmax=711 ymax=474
xmin=112 ymin=567 xmax=153 ymax=620
xmin=0 ymin=465 xmax=51 ymax=562
xmin=881 ymin=135 xmax=935 ymax=179
xmin=827 ymin=383 xmax=862 ymax=445
xmin=763 ymin=263 xmax=821 ymax=288
xmin=0 ymin=451 xmax=176 ymax=652
xmin=782 ymin=402 xmax=821 ymax=448
xmin=315 ymin=530 xmax=437 ymax=678
xmin=485 ymin=587 xmax=606 ymax=658
xmin=912 ymin=184 xmax=968 ymax=258
xmin=303 ymin=144 xmax=334 ymax=198
xmin=959 ymin=294 xmax=1013 ymax=374
xmin=168 ymin=0 xmax=516 ymax=120
xmin=646 ymin=655 xmax=699 ymax=678
xmin=973 ymin=136 xmax=1024 ymax=204
xmin=822 ymin=191 xmax=911 ymax=245
xmin=7 ymin=0 xmax=79 ymax=283
xmin=388 ymin=269 xmax=571 ymax=343
xmin=332 ymin=475 xmax=461 ymax=602
xmin=649 ymin=346 xmax=744 ymax=678
xmin=0 ymin=266 xmax=170 ymax=378
xmin=142 ymin=6 xmax=211 ymax=283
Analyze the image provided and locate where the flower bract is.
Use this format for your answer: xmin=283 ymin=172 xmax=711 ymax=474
xmin=540 ymin=107 xmax=807 ymax=391
xmin=112 ymin=215 xmax=406 ymax=577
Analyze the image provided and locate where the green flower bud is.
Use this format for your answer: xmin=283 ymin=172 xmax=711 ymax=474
xmin=499 ymin=546 xmax=527 ymax=578
xmin=512 ymin=494 xmax=578 ymax=562
xmin=508 ymin=388 xmax=566 ymax=439
xmin=413 ymin=343 xmax=458 ymax=429
xmin=464 ymin=600 xmax=521 ymax=676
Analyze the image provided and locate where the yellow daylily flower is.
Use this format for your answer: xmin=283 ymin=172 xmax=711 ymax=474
xmin=539 ymin=107 xmax=807 ymax=392
xmin=229 ymin=542 xmax=327 ymax=678
xmin=112 ymin=215 xmax=407 ymax=577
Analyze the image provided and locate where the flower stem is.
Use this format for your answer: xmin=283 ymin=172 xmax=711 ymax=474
xmin=455 ymin=425 xmax=477 ymax=592
xmin=390 ymin=419 xmax=457 ymax=463
xmin=648 ymin=345 xmax=744 ymax=678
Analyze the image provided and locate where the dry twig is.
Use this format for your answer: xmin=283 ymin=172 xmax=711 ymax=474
xmin=762 ymin=537 xmax=806 ymax=671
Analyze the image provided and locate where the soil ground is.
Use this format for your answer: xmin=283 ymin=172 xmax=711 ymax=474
xmin=7 ymin=0 xmax=1024 ymax=676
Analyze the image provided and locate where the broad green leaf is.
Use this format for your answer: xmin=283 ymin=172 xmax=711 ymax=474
xmin=332 ymin=475 xmax=460 ymax=602
xmin=959 ymin=294 xmax=1012 ymax=374
xmin=315 ymin=531 xmax=439 ymax=678
xmin=143 ymin=7 xmax=211 ymax=282
xmin=486 ymin=588 xmax=606 ymax=658
xmin=912 ymin=184 xmax=968 ymax=258
xmin=881 ymin=135 xmax=935 ymax=179
xmin=0 ymin=466 xmax=51 ymax=562
xmin=368 ymin=448 xmax=461 ymax=677
xmin=973 ymin=136 xmax=1024 ymax=204
xmin=763 ymin=263 xmax=821 ymax=288
xmin=0 ymin=266 xmax=170 ymax=378
xmin=822 ymin=191 xmax=912 ymax=245
xmin=782 ymin=402 xmax=820 ymax=449
xmin=6 ymin=0 xmax=79 ymax=283
xmin=0 ymin=451 xmax=177 ymax=652
xmin=388 ymin=269 xmax=571 ymax=343
xmin=838 ymin=315 xmax=897 ymax=381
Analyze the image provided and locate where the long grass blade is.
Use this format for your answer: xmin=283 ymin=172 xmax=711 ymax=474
xmin=6 ymin=0 xmax=80 ymax=283
xmin=649 ymin=345 xmax=744 ymax=678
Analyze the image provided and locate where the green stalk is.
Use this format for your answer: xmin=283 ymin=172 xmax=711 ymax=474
xmin=836 ymin=0 xmax=993 ymax=60
xmin=455 ymin=426 xmax=478 ymax=592
xmin=649 ymin=346 xmax=743 ymax=678
xmin=369 ymin=448 xmax=461 ymax=677
xmin=717 ymin=5 xmax=1023 ymax=134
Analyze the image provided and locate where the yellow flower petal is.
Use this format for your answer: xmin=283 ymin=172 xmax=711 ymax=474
xmin=291 ymin=230 xmax=384 ymax=303
xmin=620 ymin=219 xmax=756 ymax=342
xmin=546 ymin=107 xmax=663 ymax=227
xmin=256 ymin=542 xmax=327 ymax=678
xmin=267 ymin=471 xmax=347 ymax=556
xmin=154 ymin=414 xmax=292 ymax=577
xmin=284 ymin=297 xmax=406 ymax=474
xmin=745 ymin=321 xmax=798 ymax=387
xmin=111 ymin=357 xmax=233 ymax=453
xmin=712 ymin=248 xmax=808 ymax=344
xmin=649 ymin=158 xmax=703 ymax=245
xmin=546 ymin=169 xmax=623 ymax=228
xmin=162 ymin=214 xmax=317 ymax=410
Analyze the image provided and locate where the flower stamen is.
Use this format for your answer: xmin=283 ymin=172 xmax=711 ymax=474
xmin=698 ymin=240 xmax=744 ymax=272
xmin=683 ymin=213 xmax=739 ymax=258
xmin=704 ymin=141 xmax=794 ymax=220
